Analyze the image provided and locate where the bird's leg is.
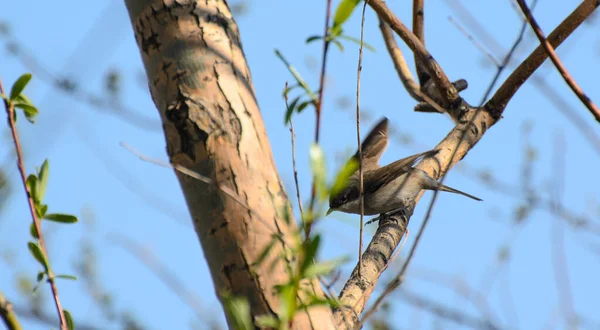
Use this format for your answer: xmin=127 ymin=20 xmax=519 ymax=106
xmin=365 ymin=206 xmax=408 ymax=226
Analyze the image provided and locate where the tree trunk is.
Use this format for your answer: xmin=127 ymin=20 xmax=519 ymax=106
xmin=123 ymin=0 xmax=334 ymax=328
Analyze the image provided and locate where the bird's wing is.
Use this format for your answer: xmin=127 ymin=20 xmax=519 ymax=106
xmin=353 ymin=117 xmax=389 ymax=169
xmin=362 ymin=149 xmax=439 ymax=194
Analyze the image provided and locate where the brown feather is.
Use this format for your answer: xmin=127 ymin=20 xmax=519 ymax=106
xmin=362 ymin=149 xmax=439 ymax=194
xmin=353 ymin=117 xmax=389 ymax=169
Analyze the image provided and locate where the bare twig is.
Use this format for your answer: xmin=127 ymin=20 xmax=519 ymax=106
xmin=356 ymin=0 xmax=368 ymax=278
xmin=487 ymin=0 xmax=599 ymax=118
xmin=549 ymin=131 xmax=576 ymax=328
xmin=0 ymin=77 xmax=67 ymax=330
xmin=516 ymin=0 xmax=600 ymax=122
xmin=369 ymin=0 xmax=460 ymax=108
xmin=308 ymin=0 xmax=334 ymax=234
xmin=120 ymin=142 xmax=284 ymax=238
xmin=107 ymin=233 xmax=213 ymax=323
xmin=285 ymin=82 xmax=305 ymax=220
xmin=479 ymin=0 xmax=538 ymax=106
xmin=447 ymin=16 xmax=501 ymax=67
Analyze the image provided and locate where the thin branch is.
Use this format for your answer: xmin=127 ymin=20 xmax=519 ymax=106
xmin=377 ymin=18 xmax=447 ymax=114
xmin=516 ymin=0 xmax=600 ymax=122
xmin=11 ymin=305 xmax=102 ymax=330
xmin=288 ymin=119 xmax=305 ymax=220
xmin=107 ymin=233 xmax=213 ymax=323
xmin=479 ymin=0 xmax=538 ymax=106
xmin=447 ymin=16 xmax=501 ymax=67
xmin=356 ymin=0 xmax=368 ymax=278
xmin=487 ymin=0 xmax=599 ymax=118
xmin=0 ymin=291 xmax=22 ymax=330
xmin=308 ymin=0 xmax=334 ymax=234
xmin=120 ymin=142 xmax=285 ymax=240
xmin=0 ymin=77 xmax=67 ymax=330
xmin=368 ymin=0 xmax=459 ymax=108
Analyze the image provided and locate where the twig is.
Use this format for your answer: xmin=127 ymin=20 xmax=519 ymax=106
xmin=0 ymin=291 xmax=22 ymax=330
xmin=368 ymin=0 xmax=460 ymax=108
xmin=479 ymin=0 xmax=538 ymax=106
xmin=487 ymin=0 xmax=599 ymax=118
xmin=107 ymin=233 xmax=213 ymax=323
xmin=377 ymin=18 xmax=447 ymax=113
xmin=447 ymin=16 xmax=501 ymax=67
xmin=308 ymin=0 xmax=334 ymax=234
xmin=549 ymin=131 xmax=576 ymax=328
xmin=356 ymin=0 xmax=368 ymax=278
xmin=0 ymin=77 xmax=68 ymax=330
xmin=516 ymin=0 xmax=600 ymax=122
xmin=120 ymin=142 xmax=283 ymax=238
xmin=289 ymin=120 xmax=305 ymax=219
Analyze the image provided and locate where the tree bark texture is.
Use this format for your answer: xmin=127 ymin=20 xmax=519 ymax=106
xmin=124 ymin=0 xmax=334 ymax=328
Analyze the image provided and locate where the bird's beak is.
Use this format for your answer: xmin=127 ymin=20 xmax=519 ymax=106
xmin=326 ymin=208 xmax=334 ymax=216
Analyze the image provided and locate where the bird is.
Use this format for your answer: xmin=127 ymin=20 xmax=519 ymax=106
xmin=327 ymin=117 xmax=482 ymax=216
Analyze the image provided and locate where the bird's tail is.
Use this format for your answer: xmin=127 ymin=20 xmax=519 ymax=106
xmin=437 ymin=184 xmax=483 ymax=201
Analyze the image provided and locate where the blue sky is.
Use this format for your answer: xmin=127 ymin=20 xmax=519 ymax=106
xmin=1 ymin=0 xmax=599 ymax=329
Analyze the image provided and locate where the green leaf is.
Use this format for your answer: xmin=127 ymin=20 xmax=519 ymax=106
xmin=36 ymin=271 xmax=45 ymax=282
xmin=309 ymin=144 xmax=328 ymax=201
xmin=28 ymin=241 xmax=49 ymax=271
xmin=297 ymin=100 xmax=312 ymax=113
xmin=13 ymin=93 xmax=33 ymax=106
xmin=10 ymin=73 xmax=32 ymax=100
xmin=63 ymin=309 xmax=75 ymax=330
xmin=26 ymin=174 xmax=39 ymax=204
xmin=285 ymin=96 xmax=301 ymax=124
xmin=30 ymin=222 xmax=39 ymax=239
xmin=338 ymin=34 xmax=376 ymax=52
xmin=282 ymin=83 xmax=299 ymax=99
xmin=37 ymin=159 xmax=49 ymax=201
xmin=278 ymin=283 xmax=297 ymax=322
xmin=301 ymin=235 xmax=321 ymax=274
xmin=43 ymin=213 xmax=78 ymax=224
xmin=305 ymin=35 xmax=323 ymax=44
xmin=274 ymin=49 xmax=318 ymax=102
xmin=331 ymin=39 xmax=344 ymax=52
xmin=330 ymin=158 xmax=359 ymax=196
xmin=15 ymin=103 xmax=39 ymax=123
xmin=55 ymin=274 xmax=78 ymax=281
xmin=222 ymin=294 xmax=254 ymax=330
xmin=255 ymin=314 xmax=280 ymax=328
xmin=304 ymin=256 xmax=349 ymax=278
xmin=35 ymin=204 xmax=48 ymax=219
xmin=332 ymin=0 xmax=361 ymax=36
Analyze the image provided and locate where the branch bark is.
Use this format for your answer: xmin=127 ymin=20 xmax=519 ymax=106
xmin=123 ymin=0 xmax=334 ymax=328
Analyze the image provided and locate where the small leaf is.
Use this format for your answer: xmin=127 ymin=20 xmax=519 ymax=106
xmin=278 ymin=283 xmax=297 ymax=322
xmin=255 ymin=315 xmax=280 ymax=328
xmin=35 ymin=204 xmax=48 ymax=218
xmin=10 ymin=73 xmax=32 ymax=100
xmin=309 ymin=144 xmax=328 ymax=201
xmin=15 ymin=103 xmax=39 ymax=123
xmin=285 ymin=96 xmax=301 ymax=124
xmin=332 ymin=0 xmax=361 ymax=36
xmin=274 ymin=49 xmax=318 ymax=102
xmin=13 ymin=93 xmax=33 ymax=106
xmin=26 ymin=174 xmax=39 ymax=204
xmin=222 ymin=294 xmax=253 ymax=330
xmin=36 ymin=271 xmax=45 ymax=282
xmin=304 ymin=256 xmax=349 ymax=278
xmin=297 ymin=100 xmax=312 ymax=113
xmin=37 ymin=160 xmax=49 ymax=201
xmin=28 ymin=241 xmax=49 ymax=271
xmin=338 ymin=34 xmax=376 ymax=52
xmin=331 ymin=39 xmax=344 ymax=52
xmin=305 ymin=35 xmax=323 ymax=44
xmin=63 ymin=309 xmax=75 ymax=330
xmin=330 ymin=158 xmax=359 ymax=196
xmin=30 ymin=222 xmax=39 ymax=239
xmin=44 ymin=213 xmax=78 ymax=224
xmin=300 ymin=235 xmax=321 ymax=274
xmin=55 ymin=274 xmax=78 ymax=281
